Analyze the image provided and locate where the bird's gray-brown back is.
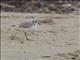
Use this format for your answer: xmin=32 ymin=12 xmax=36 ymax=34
xmin=19 ymin=22 xmax=33 ymax=28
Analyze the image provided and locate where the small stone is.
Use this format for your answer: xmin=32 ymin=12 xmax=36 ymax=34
xmin=71 ymin=57 xmax=76 ymax=60
xmin=20 ymin=41 xmax=24 ymax=44
xmin=10 ymin=35 xmax=16 ymax=40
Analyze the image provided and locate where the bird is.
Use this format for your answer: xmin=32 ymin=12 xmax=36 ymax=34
xmin=11 ymin=20 xmax=40 ymax=40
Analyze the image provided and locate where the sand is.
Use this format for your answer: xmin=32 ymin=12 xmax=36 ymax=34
xmin=1 ymin=12 xmax=80 ymax=60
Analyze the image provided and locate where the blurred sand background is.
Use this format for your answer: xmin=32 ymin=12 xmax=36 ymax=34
xmin=1 ymin=12 xmax=80 ymax=60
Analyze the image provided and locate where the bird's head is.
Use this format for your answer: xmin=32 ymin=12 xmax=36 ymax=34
xmin=32 ymin=17 xmax=41 ymax=25
xmin=32 ymin=20 xmax=41 ymax=25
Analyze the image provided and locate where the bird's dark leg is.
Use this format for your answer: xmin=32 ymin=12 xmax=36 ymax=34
xmin=24 ymin=32 xmax=29 ymax=40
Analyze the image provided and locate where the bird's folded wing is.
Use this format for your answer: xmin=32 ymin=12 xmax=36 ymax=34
xmin=19 ymin=22 xmax=32 ymax=28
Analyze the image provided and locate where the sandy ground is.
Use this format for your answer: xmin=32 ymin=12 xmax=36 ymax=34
xmin=1 ymin=12 xmax=80 ymax=60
